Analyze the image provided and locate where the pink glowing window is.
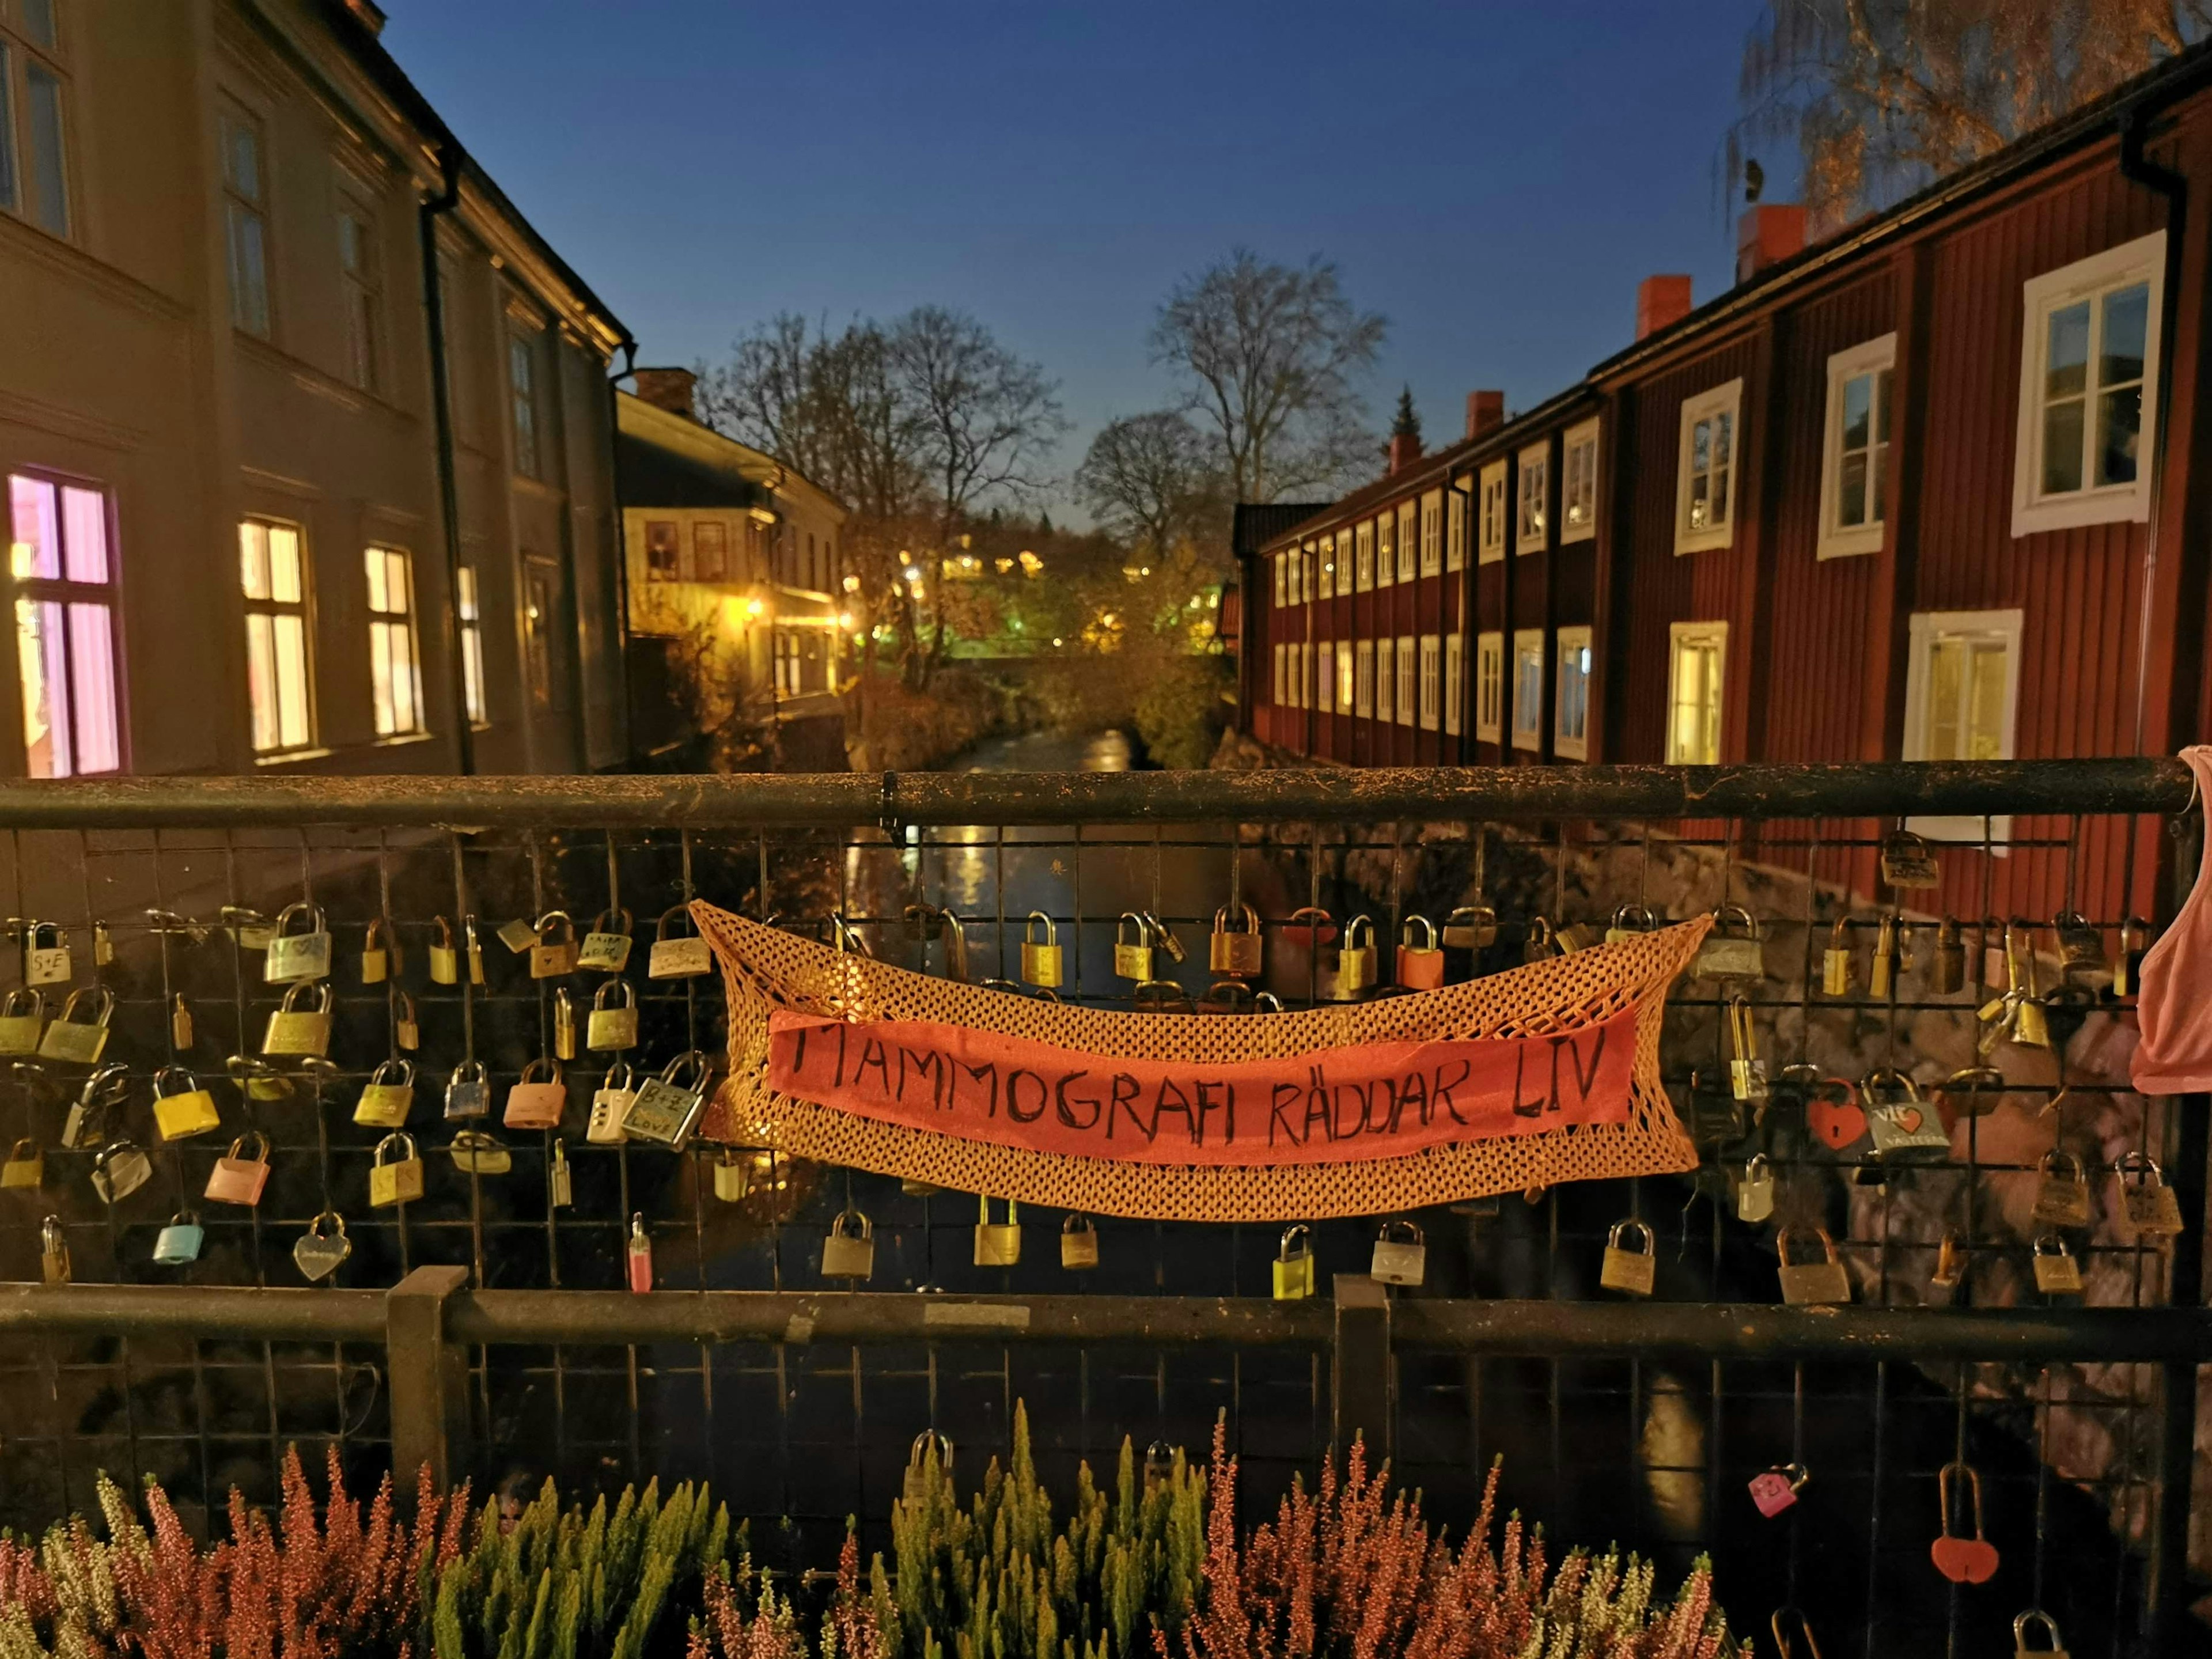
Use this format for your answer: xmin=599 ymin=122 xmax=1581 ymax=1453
xmin=7 ymin=472 xmax=120 ymax=777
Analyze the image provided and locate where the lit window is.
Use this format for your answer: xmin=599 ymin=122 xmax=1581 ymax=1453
xmin=1475 ymin=631 xmax=1504 ymax=743
xmin=1820 ymin=336 xmax=1895 ymax=559
xmin=1418 ymin=490 xmax=1442 ymax=577
xmin=1354 ymin=520 xmax=1375 ymax=591
xmin=2014 ymin=233 xmax=2164 ymax=535
xmin=1443 ymin=632 xmax=1463 ymax=737
xmin=1317 ymin=536 xmax=1334 ymax=600
xmin=1272 ymin=641 xmax=1286 ymax=705
xmin=0 ymin=0 xmax=69 ymax=237
xmin=645 ymin=520 xmax=679 ymax=581
xmin=1478 ymin=461 xmax=1507 ymax=563
xmin=1554 ymin=624 xmax=1592 ymax=760
xmin=1313 ymin=637 xmax=1331 ymax=712
xmin=457 ymin=564 xmax=487 ymax=727
xmin=1335 ymin=639 xmax=1353 ymax=714
xmin=1395 ymin=632 xmax=1416 ymax=728
xmin=522 ymin=561 xmax=554 ymax=709
xmin=221 ymin=107 xmax=270 ymax=337
xmin=1511 ymin=630 xmax=1544 ymax=752
xmin=1904 ymin=609 xmax=2021 ymax=840
xmin=1666 ymin=622 xmax=1727 ymax=764
xmin=364 ymin=545 xmax=423 ymax=738
xmin=1376 ymin=510 xmax=1395 ymax=589
xmin=7 ymin=472 xmax=119 ymax=776
xmin=1417 ymin=633 xmax=1440 ymax=731
xmin=1374 ymin=637 xmax=1394 ymax=724
xmin=1354 ymin=639 xmax=1374 ymax=717
xmin=1562 ymin=421 xmax=1599 ymax=543
xmin=337 ymin=199 xmax=381 ymax=393
xmin=240 ymin=518 xmax=313 ymax=755
xmin=509 ymin=329 xmax=541 ymax=479
xmin=1516 ymin=444 xmax=1548 ymax=555
xmin=1396 ymin=501 xmax=1416 ymax=582
xmin=694 ymin=520 xmax=729 ymax=582
xmin=1272 ymin=551 xmax=1286 ymax=608
xmin=1675 ymin=381 xmax=1743 ymax=554
xmin=1445 ymin=479 xmax=1468 ymax=571
xmin=1304 ymin=642 xmax=1316 ymax=710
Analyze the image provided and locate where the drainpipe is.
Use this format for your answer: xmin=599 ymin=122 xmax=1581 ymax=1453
xmin=419 ymin=141 xmax=473 ymax=775
xmin=2119 ymin=103 xmax=2184 ymax=766
xmin=608 ymin=343 xmax=638 ymax=767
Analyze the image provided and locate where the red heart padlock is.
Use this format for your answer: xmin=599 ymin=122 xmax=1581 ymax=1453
xmin=1930 ymin=1461 xmax=2000 ymax=1584
xmin=1808 ymin=1079 xmax=1867 ymax=1150
xmin=1749 ymin=1463 xmax=1808 ymax=1517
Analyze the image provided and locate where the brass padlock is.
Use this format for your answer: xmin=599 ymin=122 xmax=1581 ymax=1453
xmin=1441 ymin=905 xmax=1498 ymax=951
xmin=361 ymin=916 xmax=395 ymax=984
xmin=1209 ymin=904 xmax=1263 ymax=978
xmin=1 ymin=1137 xmax=43 ymax=1189
xmin=622 ymin=1050 xmax=711 ymax=1148
xmin=369 ymin=1131 xmax=425 ymax=1207
xmin=2113 ymin=918 xmax=2146 ymax=999
xmin=1605 ymin=904 xmax=1656 ymax=945
xmin=1060 ymin=1212 xmax=1100 ymax=1270
xmin=549 ymin=1135 xmax=573 ymax=1207
xmin=1335 ymin=915 xmax=1376 ymax=998
xmin=91 ymin=1138 xmax=152 ymax=1205
xmin=1737 ymin=1153 xmax=1775 ymax=1222
xmin=2031 ymin=1233 xmax=2082 ymax=1295
xmin=92 ymin=921 xmax=112 ymax=967
xmin=1927 ymin=1230 xmax=1967 ymax=1305
xmin=2116 ymin=1152 xmax=2186 ymax=1239
xmin=224 ymin=906 xmax=274 ymax=952
xmin=1936 ymin=1065 xmax=2008 ymax=1119
xmin=1555 ymin=921 xmax=1600 ymax=953
xmin=448 ymin=1129 xmax=512 ymax=1176
xmin=2013 ymin=1609 xmax=2068 ymax=1659
xmin=0 ymin=988 xmax=47 ymax=1055
xmin=974 ymin=1195 xmax=1022 ymax=1266
xmin=587 ymin=978 xmax=639 ymax=1050
xmin=1694 ymin=904 xmax=1765 ymax=980
xmin=554 ymin=986 xmax=578 ymax=1060
xmin=1522 ymin=916 xmax=1558 ymax=963
xmin=172 ymin=992 xmax=194 ymax=1051
xmin=152 ymin=1065 xmax=221 ymax=1141
xmin=588 ymin=1062 xmax=634 ymax=1143
xmin=1143 ymin=911 xmax=1186 ymax=965
xmin=495 ymin=915 xmax=535 ymax=955
xmin=1777 ymin=1226 xmax=1851 ymax=1305
xmin=464 ymin=915 xmax=485 ymax=985
xmin=1821 ymin=916 xmax=1853 ymax=997
xmin=1272 ymin=1224 xmax=1315 ymax=1300
xmin=354 ymin=1058 xmax=416 ymax=1128
xmin=1726 ymin=996 xmax=1768 ymax=1104
xmin=822 ymin=1209 xmax=876 ymax=1279
xmin=2031 ymin=1149 xmax=2091 ymax=1228
xmin=1113 ymin=912 xmax=1154 ymax=981
xmin=1370 ymin=1219 xmax=1426 ymax=1286
xmin=578 ymin=907 xmax=634 ymax=972
xmin=204 ymin=1131 xmax=272 ymax=1206
xmin=263 ymin=902 xmax=331 ymax=983
xmin=1396 ymin=915 xmax=1445 ymax=990
xmin=648 ymin=905 xmax=713 ymax=979
xmin=902 ymin=902 xmax=948 ymax=942
xmin=1599 ymin=1218 xmax=1658 ymax=1296
xmin=262 ymin=980 xmax=333 ymax=1056
xmin=531 ymin=911 xmax=580 ymax=978
xmin=1863 ymin=1068 xmax=1946 ymax=1161
xmin=1869 ymin=914 xmax=1899 ymax=1000
xmin=1020 ymin=911 xmax=1065 ymax=987
xmin=1930 ymin=915 xmax=1966 ymax=995
xmin=394 ymin=990 xmax=420 ymax=1052
xmin=444 ymin=1058 xmax=490 ymax=1119
xmin=503 ymin=1057 xmax=567 ymax=1131
xmin=23 ymin=921 xmax=70 ymax=986
xmin=428 ymin=916 xmax=459 ymax=984
xmin=1879 ymin=829 xmax=1941 ymax=889
xmin=41 ymin=1214 xmax=69 ymax=1285
xmin=39 ymin=986 xmax=114 ymax=1065
xmin=2052 ymin=910 xmax=2104 ymax=971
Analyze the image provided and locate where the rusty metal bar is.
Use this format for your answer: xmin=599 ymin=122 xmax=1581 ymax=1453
xmin=1331 ymin=1273 xmax=1393 ymax=1459
xmin=0 ymin=757 xmax=2188 ymax=830
xmin=0 ymin=1283 xmax=386 ymax=1340
xmin=387 ymin=1266 xmax=471 ymax=1491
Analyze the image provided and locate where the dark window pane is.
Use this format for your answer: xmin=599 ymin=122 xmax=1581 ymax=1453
xmin=2043 ymin=398 xmax=2086 ymax=494
xmin=1838 ymin=453 xmax=1867 ymax=527
xmin=2097 ymin=385 xmax=2142 ymax=486
xmin=1840 ymin=374 xmax=1871 ymax=452
xmin=2046 ymin=301 xmax=2089 ymax=400
xmin=2101 ymin=283 xmax=2149 ymax=388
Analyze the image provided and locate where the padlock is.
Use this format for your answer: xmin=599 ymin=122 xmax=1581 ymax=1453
xmin=228 ymin=1054 xmax=292 ymax=1105
xmin=1748 ymin=1464 xmax=1809 ymax=1518
xmin=1142 ymin=911 xmax=1186 ymax=966
xmin=1999 ymin=923 xmax=2053 ymax=1050
xmin=262 ymin=980 xmax=333 ymax=1057
xmin=1021 ymin=911 xmax=1066 ymax=987
xmin=92 ymin=921 xmax=112 ymax=967
xmin=448 ymin=1129 xmax=512 ymax=1175
xmin=648 ymin=906 xmax=713 ymax=979
xmin=2032 ymin=1233 xmax=2082 ymax=1294
xmin=1555 ymin=920 xmax=1600 ymax=953
xmin=1926 ymin=1231 xmax=1967 ymax=1305
xmin=2014 ymin=1610 xmax=2068 ymax=1658
xmin=293 ymin=1210 xmax=352 ymax=1281
xmin=1 ymin=1137 xmax=42 ymax=1189
xmin=172 ymin=993 xmax=194 ymax=1051
xmin=152 ymin=1065 xmax=221 ymax=1142
xmin=444 ymin=1059 xmax=490 ymax=1119
xmin=1688 ymin=1070 xmax=1747 ymax=1145
xmin=487 ymin=915 xmax=532 ymax=956
xmin=1777 ymin=1226 xmax=1851 ymax=1305
xmin=1726 ymin=996 xmax=1768 ymax=1104
xmin=62 ymin=1062 xmax=126 ymax=1148
xmin=974 ymin=1195 xmax=1022 ymax=1266
xmin=361 ymin=917 xmax=395 ymax=984
xmin=1820 ymin=916 xmax=1853 ymax=997
xmin=204 ymin=1131 xmax=271 ymax=1206
xmin=1370 ymin=1219 xmax=1426 ymax=1286
xmin=428 ymin=916 xmax=459 ymax=984
xmin=223 ymin=906 xmax=274 ymax=952
xmin=711 ymin=1145 xmax=752 ymax=1201
xmin=1113 ymin=913 xmax=1154 ymax=982
xmin=1737 ymin=1154 xmax=1775 ymax=1222
xmin=394 ymin=990 xmax=420 ymax=1052
xmin=2112 ymin=918 xmax=2146 ymax=999
xmin=2116 ymin=1153 xmax=2186 ymax=1239
xmin=1605 ymin=904 xmax=1656 ymax=945
xmin=578 ymin=908 xmax=634 ymax=972
xmin=354 ymin=1058 xmax=416 ymax=1128
xmin=41 ymin=1214 xmax=70 ymax=1284
xmin=1060 ymin=1212 xmax=1100 ymax=1270
xmin=1879 ymin=829 xmax=1940 ymax=888
xmin=1286 ymin=907 xmax=1340 ymax=998
xmin=1273 ymin=1224 xmax=1315 ymax=1299
xmin=263 ymin=902 xmax=332 ymax=983
xmin=464 ymin=915 xmax=485 ymax=985
xmin=1929 ymin=915 xmax=1966 ymax=995
xmin=1863 ymin=1069 xmax=1946 ymax=1161
xmin=503 ymin=1058 xmax=567 ymax=1131
xmin=531 ymin=911 xmax=580 ymax=978
xmin=1936 ymin=1065 xmax=2008 ymax=1120
xmin=627 ymin=1213 xmax=654 ymax=1292
xmin=23 ymin=921 xmax=70 ymax=986
xmin=622 ymin=1050 xmax=711 ymax=1148
xmin=153 ymin=1211 xmax=205 ymax=1267
xmin=554 ymin=986 xmax=578 ymax=1060
xmin=0 ymin=988 xmax=46 ymax=1055
xmin=1694 ymin=905 xmax=1766 ymax=980
xmin=587 ymin=979 xmax=639 ymax=1051
xmin=1335 ymin=915 xmax=1376 ymax=997
xmin=1441 ymin=905 xmax=1498 ymax=950
xmin=902 ymin=902 xmax=948 ymax=942
xmin=39 ymin=986 xmax=113 ymax=1065
xmin=2052 ymin=911 xmax=2104 ymax=971
xmin=549 ymin=1136 xmax=572 ymax=1207
xmin=588 ymin=1063 xmax=634 ymax=1143
xmin=1522 ymin=916 xmax=1557 ymax=963
xmin=823 ymin=1210 xmax=877 ymax=1279
xmin=1599 ymin=1218 xmax=1658 ymax=1296
xmin=904 ymin=1431 xmax=954 ymax=1507
xmin=90 ymin=1138 xmax=152 ymax=1205
xmin=2031 ymin=1149 xmax=2092 ymax=1228
xmin=1869 ymin=914 xmax=1899 ymax=1000
xmin=369 ymin=1131 xmax=426 ymax=1207
xmin=1209 ymin=904 xmax=1263 ymax=978
xmin=1396 ymin=915 xmax=1445 ymax=990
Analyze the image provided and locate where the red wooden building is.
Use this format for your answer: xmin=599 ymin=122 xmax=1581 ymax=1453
xmin=1236 ymin=43 xmax=2212 ymax=922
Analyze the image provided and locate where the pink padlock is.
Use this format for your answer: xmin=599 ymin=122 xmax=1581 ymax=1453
xmin=204 ymin=1131 xmax=272 ymax=1207
xmin=1749 ymin=1463 xmax=1809 ymax=1517
xmin=626 ymin=1213 xmax=653 ymax=1293
xmin=503 ymin=1058 xmax=567 ymax=1131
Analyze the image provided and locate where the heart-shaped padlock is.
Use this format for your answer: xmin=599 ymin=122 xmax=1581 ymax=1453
xmin=1807 ymin=1078 xmax=1868 ymax=1150
xmin=1930 ymin=1461 xmax=2000 ymax=1584
xmin=293 ymin=1211 xmax=352 ymax=1281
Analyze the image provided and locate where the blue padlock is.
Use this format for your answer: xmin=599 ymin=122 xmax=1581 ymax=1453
xmin=153 ymin=1211 xmax=204 ymax=1267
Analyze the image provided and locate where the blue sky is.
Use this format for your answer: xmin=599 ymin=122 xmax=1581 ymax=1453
xmin=389 ymin=2 xmax=1771 ymax=513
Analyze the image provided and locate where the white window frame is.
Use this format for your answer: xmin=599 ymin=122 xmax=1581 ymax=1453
xmin=1818 ymin=334 xmax=1896 ymax=560
xmin=1510 ymin=629 xmax=1545 ymax=752
xmin=1418 ymin=490 xmax=1442 ymax=577
xmin=1561 ymin=419 xmax=1599 ymax=544
xmin=1674 ymin=378 xmax=1743 ymax=554
xmin=1417 ymin=633 xmax=1440 ymax=731
xmin=1354 ymin=639 xmax=1374 ymax=717
xmin=2012 ymin=232 xmax=2164 ymax=536
xmin=221 ymin=102 xmax=272 ymax=339
xmin=1354 ymin=520 xmax=1374 ymax=592
xmin=459 ymin=563 xmax=488 ymax=728
xmin=1374 ymin=637 xmax=1394 ymax=724
xmin=1336 ymin=639 xmax=1353 ymax=714
xmin=336 ymin=186 xmax=383 ymax=395
xmin=1443 ymin=632 xmax=1464 ymax=737
xmin=1445 ymin=479 xmax=1469 ymax=571
xmin=1477 ymin=460 xmax=1508 ymax=563
xmin=1903 ymin=608 xmax=2024 ymax=843
xmin=2 ymin=0 xmax=73 ymax=238
xmin=1395 ymin=502 xmax=1416 ymax=582
xmin=1376 ymin=511 xmax=1395 ymax=589
xmin=240 ymin=517 xmax=316 ymax=757
xmin=1665 ymin=620 xmax=1728 ymax=765
xmin=1515 ymin=442 xmax=1549 ymax=556
xmin=1554 ymin=624 xmax=1592 ymax=760
xmin=365 ymin=543 xmax=425 ymax=740
xmin=1474 ymin=631 xmax=1504 ymax=743
xmin=1395 ymin=633 xmax=1416 ymax=727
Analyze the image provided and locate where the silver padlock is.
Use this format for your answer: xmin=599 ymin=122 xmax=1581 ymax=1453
xmin=444 ymin=1059 xmax=490 ymax=1119
xmin=588 ymin=1061 xmax=635 ymax=1144
xmin=622 ymin=1050 xmax=711 ymax=1148
xmin=1370 ymin=1219 xmax=1426 ymax=1286
xmin=90 ymin=1138 xmax=153 ymax=1205
xmin=648 ymin=906 xmax=713 ymax=978
xmin=22 ymin=921 xmax=70 ymax=986
xmin=1692 ymin=904 xmax=1766 ymax=980
xmin=263 ymin=902 xmax=332 ymax=983
xmin=821 ymin=1210 xmax=876 ymax=1279
xmin=2013 ymin=1609 xmax=2068 ymax=1658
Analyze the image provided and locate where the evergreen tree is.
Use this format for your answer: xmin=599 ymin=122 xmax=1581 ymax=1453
xmin=1390 ymin=386 xmax=1421 ymax=445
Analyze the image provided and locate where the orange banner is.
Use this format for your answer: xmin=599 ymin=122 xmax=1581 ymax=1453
xmin=765 ymin=1003 xmax=1638 ymax=1168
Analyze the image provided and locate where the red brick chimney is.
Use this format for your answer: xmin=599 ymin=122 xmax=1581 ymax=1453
xmin=632 ymin=366 xmax=698 ymax=421
xmin=1465 ymin=390 xmax=1504 ymax=440
xmin=1388 ymin=430 xmax=1423 ymax=474
xmin=1736 ymin=204 xmax=1808 ymax=283
xmin=1636 ymin=275 xmax=1694 ymax=341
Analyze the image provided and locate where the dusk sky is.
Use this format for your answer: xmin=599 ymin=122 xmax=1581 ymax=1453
xmin=389 ymin=2 xmax=1772 ymax=515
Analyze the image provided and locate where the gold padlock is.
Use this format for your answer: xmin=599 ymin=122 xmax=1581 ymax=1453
xmin=578 ymin=907 xmax=634 ymax=972
xmin=1777 ymin=1226 xmax=1851 ymax=1305
xmin=1879 ymin=828 xmax=1941 ymax=888
xmin=1927 ymin=1231 xmax=1967 ymax=1304
xmin=0 ymin=988 xmax=46 ymax=1055
xmin=822 ymin=1209 xmax=876 ymax=1279
xmin=428 ymin=916 xmax=459 ymax=984
xmin=1209 ymin=904 xmax=1263 ymax=978
xmin=92 ymin=921 xmax=112 ymax=967
xmin=361 ymin=916 xmax=395 ymax=984
xmin=1727 ymin=995 xmax=1768 ymax=1103
xmin=172 ymin=992 xmax=194 ymax=1051
xmin=369 ymin=1131 xmax=425 ymax=1207
xmin=151 ymin=1065 xmax=221 ymax=1142
xmin=1869 ymin=914 xmax=1899 ymax=999
xmin=2117 ymin=1152 xmax=2186 ymax=1239
xmin=2113 ymin=918 xmax=2146 ymax=999
xmin=1441 ymin=905 xmax=1499 ymax=950
xmin=497 ymin=915 xmax=539 ymax=955
xmin=1113 ymin=913 xmax=1154 ymax=982
xmin=448 ymin=1128 xmax=512 ymax=1176
xmin=1821 ymin=916 xmax=1854 ymax=997
xmin=1060 ymin=1212 xmax=1100 ymax=1270
xmin=41 ymin=1214 xmax=69 ymax=1284
xmin=2051 ymin=910 xmax=2104 ymax=971
xmin=554 ymin=986 xmax=578 ymax=1060
xmin=2030 ymin=1149 xmax=2091 ymax=1228
xmin=2031 ymin=1233 xmax=2082 ymax=1296
xmin=1335 ymin=916 xmax=1377 ymax=997
xmin=1272 ymin=1224 xmax=1315 ymax=1299
xmin=2013 ymin=1609 xmax=2068 ymax=1659
xmin=1694 ymin=904 xmax=1766 ymax=980
xmin=354 ymin=1058 xmax=416 ymax=1128
xmin=648 ymin=905 xmax=713 ymax=979
xmin=1930 ymin=915 xmax=1966 ymax=995
xmin=2008 ymin=923 xmax=2051 ymax=1048
xmin=549 ymin=1135 xmax=572 ymax=1207
xmin=1 ymin=1137 xmax=44 ymax=1189
xmin=464 ymin=915 xmax=485 ymax=985
xmin=587 ymin=978 xmax=639 ymax=1050
xmin=1021 ymin=911 xmax=1065 ymax=987
xmin=262 ymin=979 xmax=334 ymax=1056
xmin=39 ymin=986 xmax=113 ymax=1065
xmin=1395 ymin=915 xmax=1445 ymax=990
xmin=394 ymin=990 xmax=421 ymax=1052
xmin=1522 ymin=915 xmax=1558 ymax=963
xmin=1599 ymin=1218 xmax=1657 ymax=1296
xmin=974 ymin=1195 xmax=1022 ymax=1266
xmin=531 ymin=911 xmax=580 ymax=978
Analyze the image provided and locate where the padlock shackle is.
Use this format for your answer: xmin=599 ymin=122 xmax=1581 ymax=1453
xmin=270 ymin=900 xmax=325 ymax=937
xmin=2012 ymin=1609 xmax=2063 ymax=1653
xmin=59 ymin=985 xmax=115 ymax=1025
xmin=1611 ymin=903 xmax=1656 ymax=931
xmin=1607 ymin=1217 xmax=1654 ymax=1253
xmin=1277 ymin=1223 xmax=1310 ymax=1259
xmin=654 ymin=904 xmax=698 ymax=941
xmin=225 ymin=1130 xmax=270 ymax=1162
xmin=1376 ymin=1218 xmax=1422 ymax=1244
xmin=834 ymin=1207 xmax=873 ymax=1240
xmin=276 ymin=979 xmax=331 ymax=1014
xmin=153 ymin=1063 xmax=200 ymax=1097
xmin=1775 ymin=1225 xmax=1840 ymax=1267
xmin=1116 ymin=911 xmax=1149 ymax=944
xmin=1059 ymin=1211 xmax=1094 ymax=1237
xmin=520 ymin=1056 xmax=563 ymax=1085
xmin=1211 ymin=902 xmax=1259 ymax=934
xmin=2116 ymin=1149 xmax=2166 ymax=1184
xmin=1937 ymin=1459 xmax=1986 ymax=1537
xmin=593 ymin=978 xmax=636 ymax=1010
xmin=534 ymin=910 xmax=577 ymax=941
xmin=1025 ymin=910 xmax=1056 ymax=944
xmin=590 ymin=907 xmax=634 ymax=937
xmin=659 ymin=1048 xmax=711 ymax=1092
xmin=374 ymin=1131 xmax=418 ymax=1162
xmin=0 ymin=987 xmax=43 ymax=1018
xmin=1399 ymin=914 xmax=1437 ymax=949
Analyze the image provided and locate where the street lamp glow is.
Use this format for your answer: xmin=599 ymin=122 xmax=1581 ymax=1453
xmin=903 ymin=565 xmax=922 ymax=582
xmin=837 ymin=611 xmax=853 ymax=629
xmin=745 ymin=597 xmax=764 ymax=619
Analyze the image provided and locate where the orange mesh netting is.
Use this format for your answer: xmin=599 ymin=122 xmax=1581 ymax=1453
xmin=694 ymin=900 xmax=1706 ymax=1221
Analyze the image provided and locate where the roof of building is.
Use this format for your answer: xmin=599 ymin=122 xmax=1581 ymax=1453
xmin=1232 ymin=502 xmax=1335 ymax=558
xmin=615 ymin=392 xmax=849 ymax=520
